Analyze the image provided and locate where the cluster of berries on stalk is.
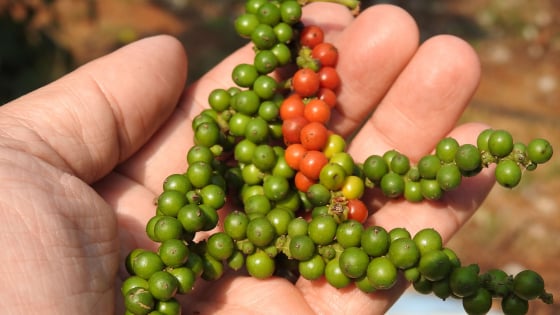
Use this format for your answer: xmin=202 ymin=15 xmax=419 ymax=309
xmin=121 ymin=1 xmax=554 ymax=314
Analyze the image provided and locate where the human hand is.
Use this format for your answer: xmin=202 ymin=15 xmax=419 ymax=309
xmin=0 ymin=3 xmax=494 ymax=314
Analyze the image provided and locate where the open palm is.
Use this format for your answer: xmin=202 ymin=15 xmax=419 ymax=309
xmin=0 ymin=3 xmax=494 ymax=315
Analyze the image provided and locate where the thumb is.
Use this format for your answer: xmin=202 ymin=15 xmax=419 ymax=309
xmin=0 ymin=35 xmax=187 ymax=183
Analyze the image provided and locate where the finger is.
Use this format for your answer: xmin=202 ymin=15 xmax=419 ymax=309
xmin=348 ymin=34 xmax=481 ymax=162
xmin=0 ymin=35 xmax=187 ymax=183
xmin=329 ymin=4 xmax=420 ymax=136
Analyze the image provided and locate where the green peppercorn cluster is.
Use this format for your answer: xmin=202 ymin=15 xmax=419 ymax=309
xmin=121 ymin=1 xmax=554 ymax=315
xmin=363 ymin=129 xmax=554 ymax=202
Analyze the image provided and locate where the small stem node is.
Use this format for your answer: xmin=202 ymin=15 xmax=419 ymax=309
xmin=539 ymin=292 xmax=554 ymax=304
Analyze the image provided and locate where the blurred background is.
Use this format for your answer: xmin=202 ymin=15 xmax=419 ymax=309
xmin=1 ymin=0 xmax=559 ymax=313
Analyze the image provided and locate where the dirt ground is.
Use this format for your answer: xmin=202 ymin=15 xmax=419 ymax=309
xmin=12 ymin=0 xmax=560 ymax=313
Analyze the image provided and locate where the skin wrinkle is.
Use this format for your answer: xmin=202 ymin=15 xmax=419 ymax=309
xmin=88 ymin=38 xmax=183 ymax=160
xmin=1 ymin=211 xmax=44 ymax=268
xmin=178 ymin=272 xmax=315 ymax=314
xmin=1 ymin=45 xmax=180 ymax=185
xmin=20 ymin=194 xmax=65 ymax=252
xmin=298 ymin=280 xmax=373 ymax=315
xmin=57 ymin=96 xmax=101 ymax=179
xmin=3 ymin=234 xmax=57 ymax=310
xmin=40 ymin=194 xmax=112 ymax=282
xmin=316 ymin=290 xmax=344 ymax=314
xmin=379 ymin=98 xmax=422 ymax=148
xmin=369 ymin=122 xmax=402 ymax=156
xmin=45 ymin=209 xmax=117 ymax=313
xmin=88 ymin=63 xmax=181 ymax=168
xmin=14 ymin=157 xmax=117 ymax=308
xmin=67 ymin=78 xmax=133 ymax=183
xmin=221 ymin=284 xmax=274 ymax=313
xmin=62 ymin=38 xmax=185 ymax=185
xmin=5 ymin=80 xmax=117 ymax=183
xmin=0 ymin=113 xmax=77 ymax=177
xmin=87 ymin=73 xmax=132 ymax=167
xmin=184 ymin=295 xmax=245 ymax=314
xmin=214 ymin=281 xmax=310 ymax=315
xmin=34 ymin=91 xmax=91 ymax=175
